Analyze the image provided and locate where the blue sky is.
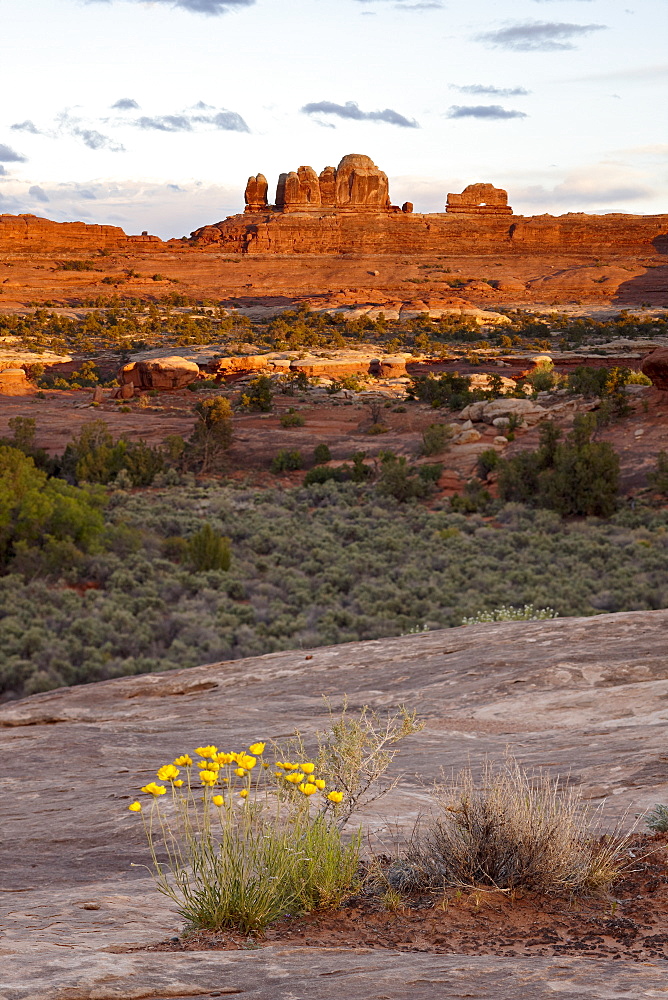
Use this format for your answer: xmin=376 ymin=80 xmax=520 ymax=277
xmin=0 ymin=0 xmax=666 ymax=237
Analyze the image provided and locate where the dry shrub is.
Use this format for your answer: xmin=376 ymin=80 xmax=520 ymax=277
xmin=393 ymin=759 xmax=630 ymax=895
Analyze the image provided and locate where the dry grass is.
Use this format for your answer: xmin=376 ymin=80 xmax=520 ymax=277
xmin=390 ymin=759 xmax=631 ymax=895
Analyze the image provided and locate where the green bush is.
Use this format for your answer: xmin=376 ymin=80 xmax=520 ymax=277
xmin=648 ymin=451 xmax=668 ymax=495
xmin=477 ymin=448 xmax=500 ymax=480
xmin=280 ymin=410 xmax=305 ymax=428
xmin=271 ymin=449 xmax=303 ymax=473
xmin=497 ymin=417 xmax=619 ymax=517
xmin=645 ymin=804 xmax=668 ymax=833
xmin=240 ymin=375 xmax=274 ymax=412
xmin=313 ymin=443 xmax=332 ymax=465
xmin=62 ymin=421 xmax=165 ymax=487
xmin=188 ymin=523 xmax=231 ymax=572
xmin=0 ymin=446 xmax=104 ymax=570
xmin=189 ymin=397 xmax=233 ymax=473
xmin=420 ymin=423 xmax=453 ymax=456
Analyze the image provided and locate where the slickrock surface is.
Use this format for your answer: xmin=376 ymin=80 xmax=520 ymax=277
xmin=1 ymin=610 xmax=668 ymax=997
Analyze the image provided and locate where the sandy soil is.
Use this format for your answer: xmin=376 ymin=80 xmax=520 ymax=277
xmin=145 ymin=835 xmax=668 ymax=962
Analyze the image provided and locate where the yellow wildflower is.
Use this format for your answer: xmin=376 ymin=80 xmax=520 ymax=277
xmin=327 ymin=791 xmax=344 ymax=803
xmin=281 ymin=762 xmax=297 ymax=770
xmin=314 ymin=779 xmax=326 ymax=790
xmin=198 ymin=759 xmax=219 ymax=770
xmin=300 ymin=783 xmax=317 ymax=795
xmin=195 ymin=745 xmax=218 ymax=759
xmin=173 ymin=754 xmax=192 ymax=767
xmin=199 ymin=770 xmax=218 ymax=786
xmin=239 ymin=788 xmax=249 ymax=798
xmin=212 ymin=795 xmax=224 ymax=807
xmin=141 ymin=782 xmax=167 ymax=796
xmin=238 ymin=754 xmax=257 ymax=770
xmin=156 ymin=764 xmax=180 ymax=782
xmin=128 ymin=801 xmax=142 ymax=812
xmin=248 ymin=742 xmax=265 ymax=755
xmin=300 ymin=762 xmax=315 ymax=774
xmin=215 ymin=752 xmax=234 ymax=765
xmin=274 ymin=771 xmax=283 ymax=778
xmin=234 ymin=767 xmax=246 ymax=777
xmin=285 ymin=772 xmax=303 ymax=784
xmin=173 ymin=780 xmax=184 ymax=788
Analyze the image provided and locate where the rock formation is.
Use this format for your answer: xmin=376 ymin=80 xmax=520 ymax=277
xmin=197 ymin=156 xmax=667 ymax=254
xmin=640 ymin=348 xmax=668 ymax=391
xmin=244 ymin=173 xmax=268 ymax=213
xmin=0 ymin=367 xmax=35 ymax=395
xmin=119 ymin=356 xmax=200 ymax=392
xmin=247 ymin=154 xmax=392 ymax=214
xmin=0 ymin=213 xmax=162 ymax=250
xmin=446 ymin=183 xmax=512 ymax=215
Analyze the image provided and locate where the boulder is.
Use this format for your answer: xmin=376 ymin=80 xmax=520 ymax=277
xmin=454 ymin=428 xmax=482 ymax=444
xmin=459 ymin=397 xmax=545 ymax=426
xmin=0 ymin=367 xmax=35 ymax=395
xmin=480 ymin=398 xmax=545 ymax=426
xmin=119 ymin=356 xmax=200 ymax=391
xmin=640 ymin=348 xmax=668 ymax=391
xmin=371 ymin=356 xmax=408 ymax=378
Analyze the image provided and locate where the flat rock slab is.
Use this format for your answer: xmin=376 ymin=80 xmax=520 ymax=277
xmin=4 ymin=949 xmax=668 ymax=1000
xmin=2 ymin=610 xmax=668 ymax=997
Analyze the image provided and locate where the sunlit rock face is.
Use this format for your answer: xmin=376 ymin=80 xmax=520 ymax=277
xmin=254 ymin=154 xmax=391 ymax=213
xmin=446 ymin=183 xmax=513 ymax=216
xmin=641 ymin=348 xmax=668 ymax=391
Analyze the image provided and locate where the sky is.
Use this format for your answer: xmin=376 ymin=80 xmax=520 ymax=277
xmin=0 ymin=0 xmax=666 ymax=238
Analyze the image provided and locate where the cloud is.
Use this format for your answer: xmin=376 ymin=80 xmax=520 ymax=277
xmin=10 ymin=120 xmax=43 ymax=135
xmin=0 ymin=178 xmax=244 ymax=239
xmin=88 ymin=0 xmax=255 ymax=14
xmin=133 ymin=107 xmax=249 ymax=132
xmin=10 ymin=112 xmax=124 ymax=152
xmin=112 ymin=98 xmax=140 ymax=110
xmin=568 ymin=63 xmax=668 ymax=83
xmin=451 ymin=84 xmax=530 ymax=97
xmin=354 ymin=0 xmax=444 ymax=5
xmin=476 ymin=21 xmax=606 ymax=51
xmin=0 ymin=143 xmax=27 ymax=162
xmin=301 ymin=100 xmax=419 ymax=128
xmin=0 ymin=166 xmax=6 ymax=176
xmin=29 ymin=185 xmax=49 ymax=203
xmin=447 ymin=105 xmax=528 ymax=120
xmin=514 ymin=164 xmax=654 ymax=209
xmin=72 ymin=126 xmax=123 ymax=151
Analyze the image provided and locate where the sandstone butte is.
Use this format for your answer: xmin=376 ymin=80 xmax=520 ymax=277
xmin=0 ymin=152 xmax=666 ymax=258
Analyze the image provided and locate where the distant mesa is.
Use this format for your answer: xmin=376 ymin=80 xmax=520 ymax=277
xmin=446 ymin=183 xmax=512 ymax=216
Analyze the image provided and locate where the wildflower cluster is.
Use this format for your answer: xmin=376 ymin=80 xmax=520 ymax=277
xmin=461 ymin=604 xmax=558 ymax=626
xmin=128 ymin=740 xmax=343 ymax=813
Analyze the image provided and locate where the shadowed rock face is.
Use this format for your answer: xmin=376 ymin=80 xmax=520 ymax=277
xmin=1 ymin=610 xmax=667 ymax=997
xmin=641 ymin=347 xmax=668 ymax=391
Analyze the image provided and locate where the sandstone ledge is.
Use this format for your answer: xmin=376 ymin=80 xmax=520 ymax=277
xmin=3 ymin=610 xmax=668 ymax=998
